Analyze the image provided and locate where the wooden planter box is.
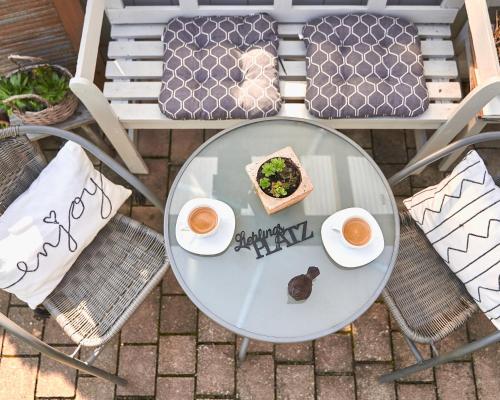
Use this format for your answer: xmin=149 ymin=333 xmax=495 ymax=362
xmin=245 ymin=146 xmax=314 ymax=215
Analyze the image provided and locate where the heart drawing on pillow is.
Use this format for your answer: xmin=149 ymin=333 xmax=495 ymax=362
xmin=43 ymin=210 xmax=59 ymax=225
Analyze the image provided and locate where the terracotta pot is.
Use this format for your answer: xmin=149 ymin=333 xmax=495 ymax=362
xmin=246 ymin=146 xmax=314 ymax=214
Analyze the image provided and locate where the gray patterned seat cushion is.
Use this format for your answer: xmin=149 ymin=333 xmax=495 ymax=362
xmin=158 ymin=13 xmax=281 ymax=120
xmin=302 ymin=14 xmax=429 ymax=119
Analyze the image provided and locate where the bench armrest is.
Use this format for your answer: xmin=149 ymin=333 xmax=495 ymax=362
xmin=465 ymin=0 xmax=500 ymax=118
xmin=75 ymin=0 xmax=106 ymax=82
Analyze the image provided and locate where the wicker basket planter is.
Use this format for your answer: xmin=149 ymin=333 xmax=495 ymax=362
xmin=1 ymin=55 xmax=78 ymax=125
xmin=246 ymin=146 xmax=314 ymax=215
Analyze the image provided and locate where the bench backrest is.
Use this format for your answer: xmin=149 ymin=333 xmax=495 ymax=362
xmin=106 ymin=0 xmax=465 ymax=24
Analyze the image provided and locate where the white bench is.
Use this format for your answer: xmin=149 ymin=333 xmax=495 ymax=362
xmin=71 ymin=0 xmax=500 ymax=174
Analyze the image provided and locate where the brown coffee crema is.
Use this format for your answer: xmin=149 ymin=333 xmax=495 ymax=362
xmin=188 ymin=207 xmax=218 ymax=234
xmin=342 ymin=218 xmax=371 ymax=246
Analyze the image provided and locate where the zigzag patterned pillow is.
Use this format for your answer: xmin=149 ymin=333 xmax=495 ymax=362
xmin=302 ymin=14 xmax=429 ymax=118
xmin=404 ymin=151 xmax=500 ymax=329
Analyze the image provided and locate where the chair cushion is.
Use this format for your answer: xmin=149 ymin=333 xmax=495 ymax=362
xmin=404 ymin=151 xmax=500 ymax=330
xmin=0 ymin=142 xmax=131 ymax=309
xmin=302 ymin=14 xmax=429 ymax=118
xmin=158 ymin=13 xmax=282 ymax=120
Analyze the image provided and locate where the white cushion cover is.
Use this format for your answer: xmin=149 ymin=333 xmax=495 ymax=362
xmin=0 ymin=142 xmax=131 ymax=308
xmin=404 ymin=150 xmax=500 ymax=329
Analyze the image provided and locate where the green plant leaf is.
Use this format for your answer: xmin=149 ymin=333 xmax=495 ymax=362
xmin=262 ymin=162 xmax=276 ymax=177
xmin=271 ymin=181 xmax=287 ymax=198
xmin=0 ymin=71 xmax=37 ymax=114
xmin=33 ymin=69 xmax=69 ymax=105
xmin=270 ymin=157 xmax=285 ymax=173
xmin=259 ymin=177 xmax=271 ymax=189
xmin=0 ymin=67 xmax=70 ymax=114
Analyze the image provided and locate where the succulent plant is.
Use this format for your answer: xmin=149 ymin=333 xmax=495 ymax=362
xmin=259 ymin=177 xmax=271 ymax=189
xmin=261 ymin=157 xmax=286 ymax=178
xmin=257 ymin=157 xmax=301 ymax=199
xmin=271 ymin=181 xmax=287 ymax=197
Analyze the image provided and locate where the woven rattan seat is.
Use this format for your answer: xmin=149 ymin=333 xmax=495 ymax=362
xmin=43 ymin=214 xmax=165 ymax=347
xmin=0 ymin=136 xmax=46 ymax=214
xmin=383 ymin=211 xmax=478 ymax=344
xmin=1 ymin=135 xmax=167 ymax=348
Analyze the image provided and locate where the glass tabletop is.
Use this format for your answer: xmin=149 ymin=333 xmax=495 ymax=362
xmin=165 ymin=118 xmax=399 ymax=342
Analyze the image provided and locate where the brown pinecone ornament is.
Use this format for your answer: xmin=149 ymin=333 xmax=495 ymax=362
xmin=288 ymin=266 xmax=320 ymax=301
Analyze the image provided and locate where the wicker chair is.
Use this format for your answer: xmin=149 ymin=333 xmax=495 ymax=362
xmin=0 ymin=125 xmax=168 ymax=385
xmin=380 ymin=132 xmax=500 ymax=383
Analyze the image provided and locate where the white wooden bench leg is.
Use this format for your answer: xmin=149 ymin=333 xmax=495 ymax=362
xmin=70 ymin=77 xmax=148 ymax=174
xmin=438 ymin=116 xmax=487 ymax=171
xmin=406 ymin=77 xmax=500 ymax=174
xmin=79 ymin=124 xmax=114 ymax=156
xmin=413 ymin=130 xmax=428 ymax=151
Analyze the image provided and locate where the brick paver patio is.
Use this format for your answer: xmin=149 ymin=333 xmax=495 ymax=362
xmin=1 ymin=127 xmax=499 ymax=399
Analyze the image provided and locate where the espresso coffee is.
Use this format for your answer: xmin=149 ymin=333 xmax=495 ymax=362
xmin=342 ymin=217 xmax=371 ymax=247
xmin=188 ymin=207 xmax=218 ymax=235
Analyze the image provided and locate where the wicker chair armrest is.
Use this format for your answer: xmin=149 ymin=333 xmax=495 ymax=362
xmin=0 ymin=126 xmax=164 ymax=212
xmin=389 ymin=131 xmax=500 ymax=186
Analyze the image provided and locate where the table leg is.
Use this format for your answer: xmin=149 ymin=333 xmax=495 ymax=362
xmin=238 ymin=337 xmax=250 ymax=362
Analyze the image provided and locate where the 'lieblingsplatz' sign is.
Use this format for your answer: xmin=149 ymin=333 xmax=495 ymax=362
xmin=234 ymin=221 xmax=314 ymax=259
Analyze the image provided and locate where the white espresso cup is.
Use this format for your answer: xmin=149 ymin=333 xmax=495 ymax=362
xmin=180 ymin=204 xmax=219 ymax=238
xmin=333 ymin=215 xmax=373 ymax=249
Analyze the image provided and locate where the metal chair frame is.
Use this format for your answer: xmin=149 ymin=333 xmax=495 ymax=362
xmin=380 ymin=131 xmax=500 ymax=383
xmin=0 ymin=125 xmax=167 ymax=386
xmin=2 ymin=127 xmax=499 ymax=385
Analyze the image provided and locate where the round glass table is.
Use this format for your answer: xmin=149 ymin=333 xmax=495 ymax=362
xmin=164 ymin=118 xmax=399 ymax=358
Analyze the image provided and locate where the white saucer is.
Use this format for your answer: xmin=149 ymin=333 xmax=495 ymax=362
xmin=176 ymin=198 xmax=236 ymax=256
xmin=321 ymin=207 xmax=384 ymax=268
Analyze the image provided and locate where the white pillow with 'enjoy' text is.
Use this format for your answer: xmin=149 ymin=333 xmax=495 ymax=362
xmin=0 ymin=142 xmax=131 ymax=308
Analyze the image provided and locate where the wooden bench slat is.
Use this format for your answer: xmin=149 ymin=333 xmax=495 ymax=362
xmin=106 ymin=60 xmax=163 ymax=79
xmin=108 ymin=41 xmax=162 ymax=59
xmin=413 ymin=24 xmax=451 ymax=38
xmin=104 ymin=81 xmax=160 ymax=100
xmin=103 ymin=80 xmax=461 ymax=102
xmin=110 ymin=22 xmax=451 ymax=40
xmin=279 ymin=61 xmax=307 ymax=78
xmin=107 ymin=38 xmax=455 ymax=60
xmin=426 ymin=82 xmax=461 ymax=101
xmin=423 ymin=60 xmax=458 ymax=79
xmin=106 ymin=7 xmax=458 ymax=25
xmin=419 ymin=40 xmax=454 ymax=58
xmin=110 ymin=102 xmax=458 ymax=130
xmin=278 ymin=40 xmax=307 ymax=58
xmin=106 ymin=59 xmax=459 ymax=80
xmin=111 ymin=24 xmax=164 ymax=39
